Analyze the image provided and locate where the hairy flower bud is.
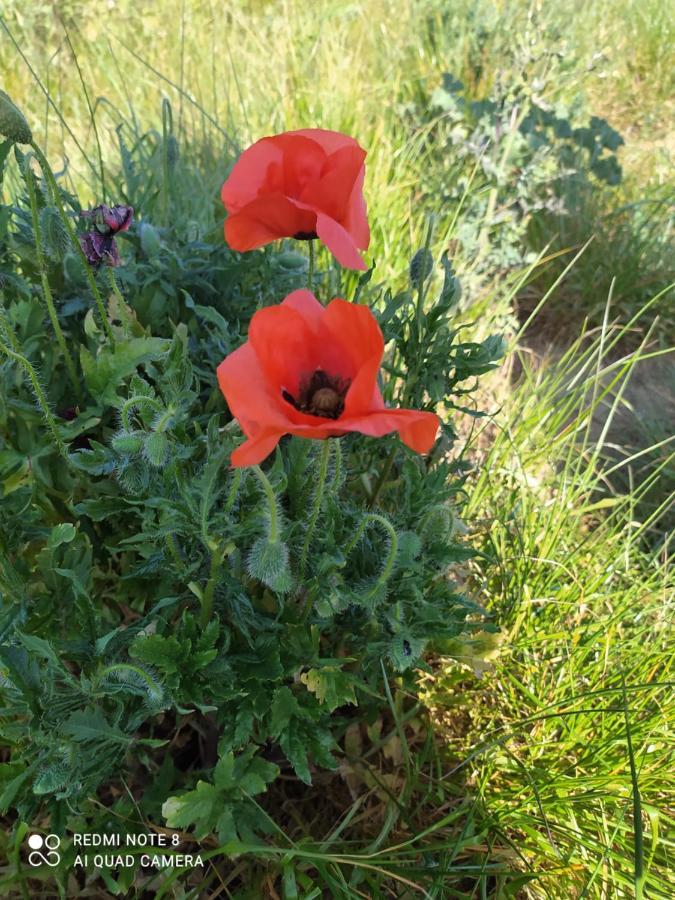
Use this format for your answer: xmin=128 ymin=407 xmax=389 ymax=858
xmin=0 ymin=90 xmax=32 ymax=144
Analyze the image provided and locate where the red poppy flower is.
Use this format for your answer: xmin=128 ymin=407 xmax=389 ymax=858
xmin=217 ymin=290 xmax=439 ymax=467
xmin=221 ymin=129 xmax=370 ymax=270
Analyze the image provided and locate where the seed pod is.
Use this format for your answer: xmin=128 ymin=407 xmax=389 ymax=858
xmin=0 ymin=90 xmax=32 ymax=144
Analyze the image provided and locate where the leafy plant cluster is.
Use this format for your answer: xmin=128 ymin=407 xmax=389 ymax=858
xmin=406 ymin=59 xmax=626 ymax=303
xmin=0 ymin=108 xmax=501 ymax=887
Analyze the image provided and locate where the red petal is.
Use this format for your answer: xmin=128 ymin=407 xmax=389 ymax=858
xmin=300 ymin=145 xmax=366 ymax=225
xmin=315 ymin=213 xmax=367 ymax=270
xmin=224 ymin=195 xmax=316 ymax=251
xmin=221 ymin=137 xmax=285 ymax=211
xmin=231 ymin=430 xmax=283 ymax=467
xmin=289 ymin=128 xmax=359 ymax=155
xmin=338 ymin=409 xmax=440 ymax=452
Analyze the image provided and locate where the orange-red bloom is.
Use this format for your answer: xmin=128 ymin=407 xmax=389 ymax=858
xmin=221 ymin=129 xmax=370 ymax=270
xmin=217 ymin=290 xmax=439 ymax=467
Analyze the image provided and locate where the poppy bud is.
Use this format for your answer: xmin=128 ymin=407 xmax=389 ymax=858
xmin=143 ymin=431 xmax=169 ymax=467
xmin=409 ymin=248 xmax=434 ymax=285
xmin=0 ymin=90 xmax=32 ymax=144
xmin=247 ymin=537 xmax=292 ymax=593
xmin=112 ymin=431 xmax=144 ymax=455
xmin=140 ymin=222 xmax=161 ymax=258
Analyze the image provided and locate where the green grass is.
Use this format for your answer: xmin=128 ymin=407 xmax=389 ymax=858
xmin=1 ymin=0 xmax=673 ymax=895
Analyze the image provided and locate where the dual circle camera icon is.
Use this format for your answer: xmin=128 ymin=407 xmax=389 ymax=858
xmin=27 ymin=833 xmax=61 ymax=866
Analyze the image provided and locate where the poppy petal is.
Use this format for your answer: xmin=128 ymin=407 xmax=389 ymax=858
xmin=315 ymin=213 xmax=367 ymax=270
xmin=231 ymin=430 xmax=283 ymax=467
xmin=290 ymin=128 xmax=359 ymax=155
xmin=300 ymin=145 xmax=367 ymax=224
xmin=221 ymin=138 xmax=285 ymax=211
xmin=217 ymin=343 xmax=292 ymax=434
xmin=225 ymin=195 xmax=316 ymax=251
xmin=339 ymin=408 xmax=439 ymax=453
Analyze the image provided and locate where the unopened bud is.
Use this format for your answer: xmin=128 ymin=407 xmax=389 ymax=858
xmin=0 ymin=90 xmax=32 ymax=144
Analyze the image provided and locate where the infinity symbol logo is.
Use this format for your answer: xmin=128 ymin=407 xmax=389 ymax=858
xmin=27 ymin=834 xmax=61 ymax=866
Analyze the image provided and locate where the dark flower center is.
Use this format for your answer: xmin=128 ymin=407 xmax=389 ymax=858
xmin=293 ymin=230 xmax=318 ymax=241
xmin=282 ymin=369 xmax=350 ymax=420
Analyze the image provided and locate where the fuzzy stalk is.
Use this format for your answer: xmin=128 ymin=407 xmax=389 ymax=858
xmin=343 ymin=512 xmax=399 ymax=603
xmin=299 ymin=439 xmax=331 ymax=582
xmin=29 ymin=141 xmax=114 ymax=341
xmin=0 ymin=337 xmax=67 ymax=458
xmin=22 ymin=160 xmax=81 ymax=400
xmin=251 ymin=465 xmax=280 ymax=541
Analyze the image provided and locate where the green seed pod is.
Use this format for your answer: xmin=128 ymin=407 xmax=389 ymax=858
xmin=0 ymin=90 xmax=32 ymax=144
xmin=143 ymin=430 xmax=169 ymax=467
xmin=112 ymin=430 xmax=144 ymax=455
xmin=140 ymin=222 xmax=162 ymax=258
xmin=277 ymin=250 xmax=307 ymax=271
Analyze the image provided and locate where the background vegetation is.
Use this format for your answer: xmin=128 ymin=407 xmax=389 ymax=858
xmin=1 ymin=0 xmax=673 ymax=896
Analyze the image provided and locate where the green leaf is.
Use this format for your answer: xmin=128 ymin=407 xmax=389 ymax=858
xmin=61 ymin=709 xmax=130 ymax=745
xmin=80 ymin=337 xmax=170 ymax=407
xmin=300 ymin=667 xmax=357 ymax=712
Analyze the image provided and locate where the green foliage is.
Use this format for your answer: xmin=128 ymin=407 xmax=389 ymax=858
xmin=0 ymin=119 xmax=501 ymax=874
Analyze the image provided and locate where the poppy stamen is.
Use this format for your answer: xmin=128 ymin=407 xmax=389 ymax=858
xmin=283 ymin=369 xmax=350 ymax=419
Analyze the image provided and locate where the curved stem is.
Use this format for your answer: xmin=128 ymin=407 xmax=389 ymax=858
xmin=119 ymin=394 xmax=164 ymax=430
xmin=23 ymin=160 xmax=81 ymax=400
xmin=0 ymin=338 xmax=67 ymax=458
xmin=299 ymin=440 xmax=331 ymax=582
xmin=30 ymin=142 xmax=114 ymax=341
xmin=252 ymin=465 xmax=279 ymax=542
xmin=342 ymin=512 xmax=399 ymax=604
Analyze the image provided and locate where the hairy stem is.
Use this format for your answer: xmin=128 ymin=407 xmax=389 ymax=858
xmin=0 ymin=338 xmax=67 ymax=458
xmin=299 ymin=440 xmax=331 ymax=582
xmin=252 ymin=465 xmax=279 ymax=542
xmin=119 ymin=394 xmax=164 ymax=431
xmin=22 ymin=158 xmax=81 ymax=400
xmin=343 ymin=512 xmax=399 ymax=603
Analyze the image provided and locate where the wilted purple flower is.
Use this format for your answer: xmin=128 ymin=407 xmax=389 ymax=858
xmin=79 ymin=231 xmax=121 ymax=268
xmin=80 ymin=204 xmax=133 ymax=235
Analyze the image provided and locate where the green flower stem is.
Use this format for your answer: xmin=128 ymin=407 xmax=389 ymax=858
xmin=200 ymin=545 xmax=224 ymax=629
xmin=343 ymin=512 xmax=399 ymax=603
xmin=225 ymin=468 xmax=243 ymax=512
xmin=119 ymin=394 xmax=164 ymax=431
xmin=299 ymin=440 xmax=331 ymax=582
xmin=368 ymin=446 xmax=397 ymax=509
xmin=252 ymin=465 xmax=279 ymax=542
xmin=0 ymin=296 xmax=21 ymax=352
xmin=331 ymin=437 xmax=342 ymax=491
xmin=22 ymin=161 xmax=81 ymax=401
xmin=0 ymin=337 xmax=67 ymax=458
xmin=308 ymin=239 xmax=315 ymax=292
xmin=29 ymin=141 xmax=114 ymax=342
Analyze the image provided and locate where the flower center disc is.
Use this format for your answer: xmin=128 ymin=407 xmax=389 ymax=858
xmin=282 ymin=369 xmax=350 ymax=420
